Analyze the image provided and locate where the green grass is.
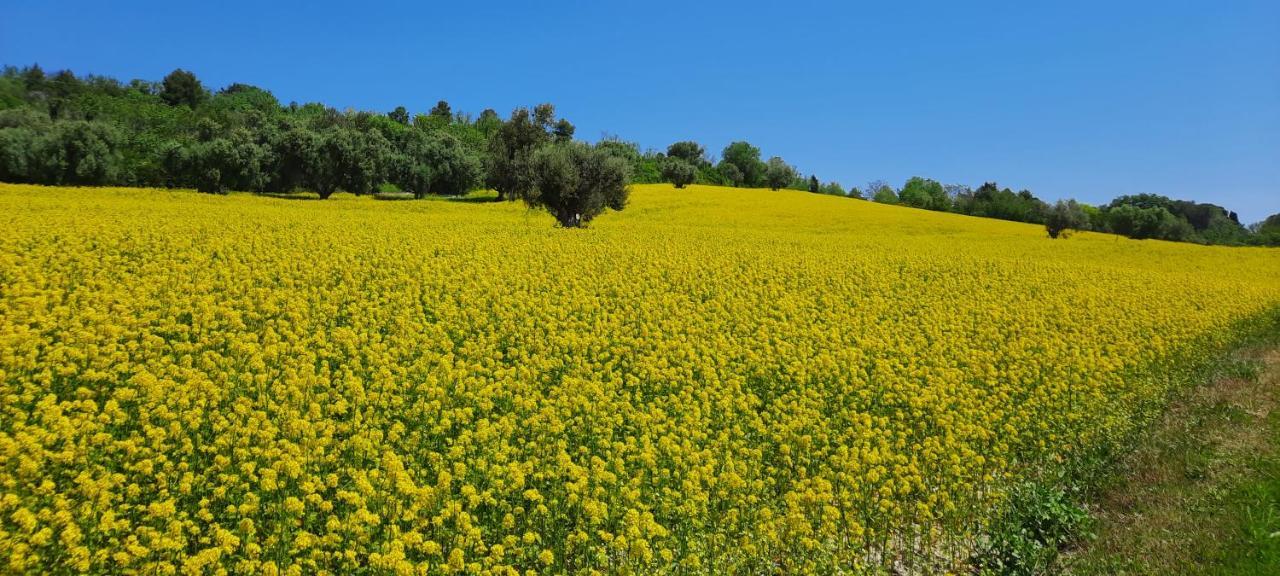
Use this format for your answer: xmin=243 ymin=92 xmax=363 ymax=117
xmin=1062 ymin=347 xmax=1280 ymax=575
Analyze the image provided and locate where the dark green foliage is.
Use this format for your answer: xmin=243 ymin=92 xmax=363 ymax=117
xmin=1046 ymin=199 xmax=1088 ymax=238
xmin=388 ymin=106 xmax=409 ymax=126
xmin=1104 ymin=193 xmax=1252 ymax=244
xmin=486 ymin=105 xmax=556 ymax=201
xmin=1106 ymin=204 xmax=1190 ymax=241
xmin=721 ymin=141 xmax=764 ymax=187
xmin=429 ymin=100 xmax=452 ymax=121
xmin=392 ymin=130 xmax=482 ymax=198
xmin=764 ymin=156 xmax=795 ymax=190
xmin=552 ymin=119 xmax=575 ymax=143
xmin=847 ymin=186 xmax=863 ymax=199
xmin=807 ymin=175 xmax=819 ymax=193
xmin=25 ymin=120 xmax=123 ymax=185
xmin=159 ymin=69 xmax=207 ymax=108
xmin=527 ymin=142 xmax=630 ymax=227
xmin=666 ymin=141 xmax=707 ymax=166
xmin=953 ymin=182 xmax=1048 ymax=223
xmin=178 ymin=127 xmax=272 ymax=194
xmin=1250 ymin=214 xmax=1280 ymax=246
xmin=661 ymin=157 xmax=696 ymax=188
xmin=717 ymin=161 xmax=743 ymax=187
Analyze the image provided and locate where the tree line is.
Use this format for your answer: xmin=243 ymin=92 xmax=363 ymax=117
xmin=0 ymin=65 xmax=624 ymax=226
xmin=0 ymin=64 xmax=1276 ymax=242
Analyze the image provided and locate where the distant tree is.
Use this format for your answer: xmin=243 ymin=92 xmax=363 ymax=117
xmin=33 ymin=121 xmax=122 ymax=185
xmin=20 ymin=64 xmax=47 ymax=94
xmin=159 ymin=69 xmax=207 ymax=108
xmin=847 ymin=186 xmax=864 ymax=199
xmin=552 ymin=118 xmax=575 ymax=143
xmin=764 ymin=157 xmax=795 ymax=190
xmin=429 ymin=100 xmax=452 ymax=121
xmin=1249 ymin=214 xmax=1280 ymax=246
xmin=1045 ymin=199 xmax=1088 ymax=238
xmin=807 ymin=175 xmax=820 ymax=193
xmin=898 ymin=176 xmax=948 ymax=210
xmin=819 ymin=181 xmax=846 ymax=196
xmin=718 ymin=161 xmax=743 ymax=187
xmin=721 ymin=141 xmax=764 ymax=187
xmin=391 ymin=130 xmax=482 ymax=198
xmin=388 ymin=106 xmax=409 ymax=125
xmin=527 ymin=141 xmax=631 ymax=227
xmin=533 ymin=103 xmax=555 ymax=128
xmin=666 ymin=141 xmax=707 ymax=166
xmin=181 ymin=127 xmax=270 ymax=194
xmin=944 ymin=184 xmax=970 ymax=210
xmin=486 ymin=105 xmax=557 ymax=201
xmin=867 ymin=180 xmax=896 ymax=203
xmin=1106 ymin=204 xmax=1190 ymax=240
xmin=661 ymin=157 xmax=696 ymax=188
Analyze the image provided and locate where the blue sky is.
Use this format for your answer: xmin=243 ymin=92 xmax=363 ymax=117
xmin=3 ymin=0 xmax=1277 ymax=222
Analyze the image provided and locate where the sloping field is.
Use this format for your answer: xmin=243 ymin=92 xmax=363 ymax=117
xmin=1 ymin=182 xmax=1277 ymax=574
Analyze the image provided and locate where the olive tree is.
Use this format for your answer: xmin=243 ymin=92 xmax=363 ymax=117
xmin=764 ymin=156 xmax=795 ymax=190
xmin=528 ymin=142 xmax=630 ymax=227
xmin=486 ymin=104 xmax=557 ymax=201
xmin=393 ymin=130 xmax=482 ymax=198
xmin=666 ymin=141 xmax=707 ymax=166
xmin=1045 ymin=199 xmax=1088 ymax=239
xmin=661 ymin=157 xmax=696 ymax=188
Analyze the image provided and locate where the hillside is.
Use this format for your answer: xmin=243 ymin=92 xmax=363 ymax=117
xmin=1 ymin=182 xmax=1278 ymax=574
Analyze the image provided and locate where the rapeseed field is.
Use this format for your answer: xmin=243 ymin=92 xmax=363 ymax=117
xmin=1 ymin=183 xmax=1277 ymax=574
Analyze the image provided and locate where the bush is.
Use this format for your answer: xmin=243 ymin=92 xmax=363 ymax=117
xmin=972 ymin=481 xmax=1093 ymax=575
xmin=528 ymin=142 xmax=631 ymax=227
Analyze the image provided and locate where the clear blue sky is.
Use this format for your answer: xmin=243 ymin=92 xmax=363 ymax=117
xmin=4 ymin=0 xmax=1277 ymax=222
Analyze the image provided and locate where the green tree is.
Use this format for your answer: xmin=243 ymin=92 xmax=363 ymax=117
xmin=527 ymin=142 xmax=631 ymax=227
xmin=392 ymin=130 xmax=482 ymax=198
xmin=159 ymin=69 xmax=207 ymax=108
xmin=721 ymin=141 xmax=763 ymax=187
xmin=486 ymin=105 xmax=557 ymax=201
xmin=717 ymin=161 xmax=743 ymax=187
xmin=807 ymin=175 xmax=820 ymax=193
xmin=388 ymin=106 xmax=409 ymax=126
xmin=552 ymin=119 xmax=575 ymax=143
xmin=34 ymin=121 xmax=122 ymax=185
xmin=661 ymin=157 xmax=696 ymax=188
xmin=1045 ymin=199 xmax=1087 ymax=238
xmin=764 ymin=157 xmax=795 ymax=190
xmin=666 ymin=141 xmax=707 ymax=166
xmin=898 ymin=176 xmax=948 ymax=210
xmin=819 ymin=181 xmax=846 ymax=196
xmin=867 ymin=180 xmax=897 ymax=203
xmin=429 ymin=100 xmax=452 ymax=121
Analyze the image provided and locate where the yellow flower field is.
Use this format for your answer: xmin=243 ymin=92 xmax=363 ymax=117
xmin=1 ymin=182 xmax=1277 ymax=574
